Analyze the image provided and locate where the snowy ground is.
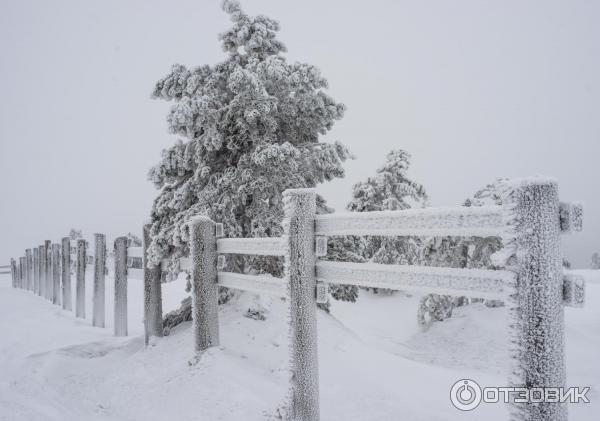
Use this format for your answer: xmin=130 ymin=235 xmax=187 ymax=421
xmin=0 ymin=269 xmax=598 ymax=421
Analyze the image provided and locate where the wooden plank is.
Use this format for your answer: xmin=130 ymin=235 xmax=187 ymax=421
xmin=216 ymin=237 xmax=286 ymax=256
xmin=315 ymin=261 xmax=513 ymax=299
xmin=315 ymin=205 xmax=505 ymax=237
xmin=217 ymin=272 xmax=285 ymax=297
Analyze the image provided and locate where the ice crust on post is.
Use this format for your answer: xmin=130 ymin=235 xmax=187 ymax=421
xmin=39 ymin=245 xmax=46 ymax=298
xmin=33 ymin=248 xmax=39 ymax=295
xmin=114 ymin=237 xmax=128 ymax=337
xmin=61 ymin=238 xmax=72 ymax=311
xmin=93 ymin=234 xmax=106 ymax=328
xmin=25 ymin=249 xmax=33 ymax=291
xmin=283 ymin=188 xmax=320 ymax=421
xmin=51 ymin=244 xmax=61 ymax=305
xmin=143 ymin=224 xmax=163 ymax=345
xmin=10 ymin=259 xmax=17 ymax=288
xmin=44 ymin=240 xmax=52 ymax=301
xmin=76 ymin=239 xmax=86 ymax=319
xmin=189 ymin=216 xmax=219 ymax=352
xmin=501 ymin=178 xmax=567 ymax=421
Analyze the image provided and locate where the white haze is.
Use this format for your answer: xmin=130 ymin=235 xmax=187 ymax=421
xmin=1 ymin=0 xmax=598 ymax=266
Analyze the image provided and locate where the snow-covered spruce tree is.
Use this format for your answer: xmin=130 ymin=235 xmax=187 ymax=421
xmin=126 ymin=233 xmax=142 ymax=247
xmin=347 ymin=149 xmax=427 ymax=294
xmin=149 ymin=0 xmax=350 ymax=328
xmin=418 ymin=179 xmax=507 ymax=329
xmin=69 ymin=228 xmax=83 ymax=241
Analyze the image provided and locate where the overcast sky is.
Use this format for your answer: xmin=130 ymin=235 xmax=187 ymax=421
xmin=1 ymin=0 xmax=598 ymax=267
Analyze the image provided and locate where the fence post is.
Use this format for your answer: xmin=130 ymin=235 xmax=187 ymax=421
xmin=93 ymin=233 xmax=106 ymax=328
xmin=39 ymin=245 xmax=46 ymax=298
xmin=283 ymin=188 xmax=320 ymax=421
xmin=44 ymin=240 xmax=52 ymax=300
xmin=52 ymin=244 xmax=61 ymax=305
xmin=33 ymin=248 xmax=39 ymax=294
xmin=10 ymin=258 xmax=17 ymax=288
xmin=189 ymin=216 xmax=219 ymax=352
xmin=143 ymin=224 xmax=163 ymax=345
xmin=19 ymin=257 xmax=26 ymax=289
xmin=61 ymin=237 xmax=72 ymax=311
xmin=76 ymin=239 xmax=86 ymax=318
xmin=114 ymin=236 xmax=128 ymax=337
xmin=26 ymin=249 xmax=33 ymax=291
xmin=16 ymin=258 xmax=20 ymax=288
xmin=507 ymin=179 xmax=566 ymax=421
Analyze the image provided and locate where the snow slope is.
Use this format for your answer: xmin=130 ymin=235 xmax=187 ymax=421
xmin=0 ymin=270 xmax=599 ymax=420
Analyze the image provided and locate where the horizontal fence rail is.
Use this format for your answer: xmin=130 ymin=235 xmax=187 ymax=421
xmin=216 ymin=237 xmax=286 ymax=256
xmin=316 ymin=261 xmax=513 ymax=300
xmin=315 ymin=205 xmax=506 ymax=237
xmin=217 ymin=271 xmax=285 ymax=297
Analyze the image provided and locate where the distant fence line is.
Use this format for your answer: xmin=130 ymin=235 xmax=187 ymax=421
xmin=8 ymin=177 xmax=585 ymax=421
xmin=9 ymin=234 xmax=144 ymax=338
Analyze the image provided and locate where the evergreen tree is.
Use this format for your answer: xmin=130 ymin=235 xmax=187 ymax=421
xmin=150 ymin=0 xmax=350 ymax=328
xmin=126 ymin=233 xmax=142 ymax=248
xmin=68 ymin=228 xmax=83 ymax=241
xmin=148 ymin=0 xmax=350 ymax=270
xmin=347 ymin=149 xmax=427 ymax=213
xmin=349 ymin=150 xmax=427 ymax=294
xmin=418 ymin=179 xmax=507 ymax=329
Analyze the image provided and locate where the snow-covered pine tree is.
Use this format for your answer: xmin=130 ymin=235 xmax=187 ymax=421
xmin=461 ymin=180 xmax=505 ymax=271
xmin=418 ymin=179 xmax=507 ymax=329
xmin=316 ymin=150 xmax=425 ymax=309
xmin=126 ymin=233 xmax=142 ymax=247
xmin=69 ymin=228 xmax=83 ymax=241
xmin=347 ymin=149 xmax=427 ymax=294
xmin=149 ymin=0 xmax=350 ymax=328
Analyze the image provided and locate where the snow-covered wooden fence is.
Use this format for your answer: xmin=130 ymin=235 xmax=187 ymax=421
xmin=6 ymin=177 xmax=585 ymax=421
xmin=8 ymin=232 xmax=140 ymax=338
xmin=171 ymin=178 xmax=583 ymax=421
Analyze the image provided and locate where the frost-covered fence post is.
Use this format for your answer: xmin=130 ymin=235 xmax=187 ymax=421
xmin=114 ymin=236 xmax=128 ymax=337
xmin=33 ymin=248 xmax=39 ymax=294
xmin=506 ymin=179 xmax=566 ymax=421
xmin=189 ymin=216 xmax=219 ymax=352
xmin=75 ymin=239 xmax=86 ymax=318
xmin=39 ymin=245 xmax=47 ymax=298
xmin=283 ymin=188 xmax=320 ymax=421
xmin=10 ymin=258 xmax=17 ymax=288
xmin=143 ymin=224 xmax=163 ymax=345
xmin=52 ymin=244 xmax=61 ymax=305
xmin=44 ymin=240 xmax=52 ymax=300
xmin=26 ymin=249 xmax=33 ymax=291
xmin=19 ymin=257 xmax=25 ymax=289
xmin=61 ymin=237 xmax=72 ymax=311
xmin=93 ymin=234 xmax=106 ymax=328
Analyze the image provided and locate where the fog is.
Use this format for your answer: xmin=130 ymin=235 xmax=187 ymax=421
xmin=1 ymin=0 xmax=598 ymax=266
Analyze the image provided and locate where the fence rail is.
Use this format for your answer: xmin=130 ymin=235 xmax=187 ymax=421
xmin=217 ymin=271 xmax=285 ymax=297
xmin=315 ymin=261 xmax=512 ymax=300
xmin=315 ymin=205 xmax=506 ymax=237
xmin=216 ymin=237 xmax=286 ymax=256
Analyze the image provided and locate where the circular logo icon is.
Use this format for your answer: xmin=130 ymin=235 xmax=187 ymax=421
xmin=450 ymin=379 xmax=482 ymax=411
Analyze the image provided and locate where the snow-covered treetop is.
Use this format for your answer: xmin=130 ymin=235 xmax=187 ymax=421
xmin=463 ymin=178 xmax=508 ymax=207
xmin=347 ymin=149 xmax=427 ymax=213
xmin=147 ymin=0 xmax=350 ymax=265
